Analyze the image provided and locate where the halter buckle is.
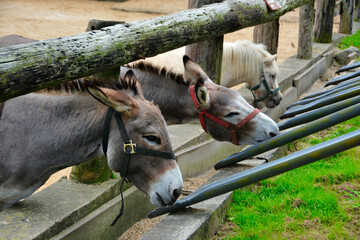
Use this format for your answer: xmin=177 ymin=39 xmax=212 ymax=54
xmin=123 ymin=140 xmax=136 ymax=154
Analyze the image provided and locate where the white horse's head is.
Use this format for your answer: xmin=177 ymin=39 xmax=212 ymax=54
xmin=222 ymin=40 xmax=283 ymax=109
xmin=259 ymin=53 xmax=283 ymax=108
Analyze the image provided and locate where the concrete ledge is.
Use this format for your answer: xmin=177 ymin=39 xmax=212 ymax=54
xmin=294 ymin=57 xmax=327 ymax=98
xmin=51 ymin=186 xmax=154 ymax=240
xmin=0 ymin=178 xmax=122 ymax=240
xmin=141 ymin=147 xmax=286 ymax=240
xmin=176 ymin=139 xmax=243 ymax=179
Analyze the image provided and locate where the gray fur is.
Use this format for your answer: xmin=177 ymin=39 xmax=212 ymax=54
xmin=0 ymin=93 xmax=105 ymax=209
xmin=121 ymin=65 xmax=196 ymax=124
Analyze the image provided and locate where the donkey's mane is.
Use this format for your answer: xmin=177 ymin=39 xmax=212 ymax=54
xmin=126 ymin=61 xmax=190 ymax=87
xmin=38 ymin=75 xmax=139 ymax=95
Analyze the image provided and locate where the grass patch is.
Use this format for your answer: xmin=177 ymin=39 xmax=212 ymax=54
xmin=338 ymin=29 xmax=360 ymax=49
xmin=221 ymin=116 xmax=360 ymax=240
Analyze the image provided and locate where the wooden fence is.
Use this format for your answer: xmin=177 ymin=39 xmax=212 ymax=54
xmin=0 ymin=0 xmax=309 ymax=102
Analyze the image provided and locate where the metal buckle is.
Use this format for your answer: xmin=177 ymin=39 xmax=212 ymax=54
xmin=123 ymin=140 xmax=136 ymax=154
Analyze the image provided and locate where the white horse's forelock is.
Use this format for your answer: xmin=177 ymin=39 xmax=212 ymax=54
xmin=222 ymin=40 xmax=267 ymax=86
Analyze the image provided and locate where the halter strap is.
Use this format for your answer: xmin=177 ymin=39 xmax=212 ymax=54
xmin=249 ymin=78 xmax=281 ymax=103
xmin=189 ymin=86 xmax=260 ymax=145
xmin=102 ymin=109 xmax=175 ymax=177
xmin=102 ymin=108 xmax=175 ymax=226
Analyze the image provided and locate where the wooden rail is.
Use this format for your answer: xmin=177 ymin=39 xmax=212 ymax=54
xmin=0 ymin=0 xmax=309 ymax=102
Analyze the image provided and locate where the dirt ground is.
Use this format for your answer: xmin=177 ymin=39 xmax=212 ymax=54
xmin=0 ymin=0 xmax=342 ymax=237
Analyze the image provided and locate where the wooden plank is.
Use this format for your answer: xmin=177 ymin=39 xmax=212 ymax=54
xmin=314 ymin=0 xmax=336 ymax=43
xmin=334 ymin=0 xmax=342 ymax=17
xmin=297 ymin=0 xmax=315 ymax=59
xmin=185 ymin=0 xmax=224 ymax=85
xmin=340 ymin=0 xmax=355 ymax=34
xmin=0 ymin=0 xmax=309 ymax=102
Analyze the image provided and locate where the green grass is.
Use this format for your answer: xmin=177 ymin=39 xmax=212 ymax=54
xmin=221 ymin=117 xmax=360 ymax=240
xmin=338 ymin=29 xmax=360 ymax=49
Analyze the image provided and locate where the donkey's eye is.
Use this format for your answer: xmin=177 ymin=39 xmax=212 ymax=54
xmin=224 ymin=112 xmax=239 ymax=118
xmin=142 ymin=135 xmax=162 ymax=145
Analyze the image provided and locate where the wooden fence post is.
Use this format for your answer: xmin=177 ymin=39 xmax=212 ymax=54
xmin=314 ymin=0 xmax=336 ymax=43
xmin=185 ymin=0 xmax=223 ymax=85
xmin=253 ymin=19 xmax=280 ymax=55
xmin=297 ymin=0 xmax=315 ymax=59
xmin=355 ymin=0 xmax=360 ymax=21
xmin=340 ymin=0 xmax=355 ymax=34
xmin=69 ymin=20 xmax=125 ymax=183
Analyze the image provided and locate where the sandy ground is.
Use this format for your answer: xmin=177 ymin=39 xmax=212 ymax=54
xmin=1 ymin=0 xmax=340 ymax=199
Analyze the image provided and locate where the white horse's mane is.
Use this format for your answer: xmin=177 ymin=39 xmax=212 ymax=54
xmin=132 ymin=40 xmax=278 ymax=88
xmin=222 ymin=40 xmax=275 ymax=86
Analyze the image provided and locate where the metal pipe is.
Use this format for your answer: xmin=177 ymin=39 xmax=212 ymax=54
xmin=336 ymin=61 xmax=360 ymax=73
xmin=324 ymin=71 xmax=360 ymax=86
xmin=281 ymin=86 xmax=360 ymax=118
xmin=148 ymin=129 xmax=360 ymax=218
xmin=214 ymin=103 xmax=360 ymax=169
xmin=287 ymin=80 xmax=360 ymax=109
xmin=302 ymin=76 xmax=360 ymax=100
xmin=279 ymin=95 xmax=360 ymax=130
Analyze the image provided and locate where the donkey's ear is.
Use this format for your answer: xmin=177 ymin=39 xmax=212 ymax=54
xmin=85 ymin=82 xmax=138 ymax=114
xmin=183 ymin=55 xmax=211 ymax=86
xmin=117 ymin=70 xmax=144 ymax=97
xmin=264 ymin=54 xmax=277 ymax=64
xmin=196 ymin=85 xmax=211 ymax=110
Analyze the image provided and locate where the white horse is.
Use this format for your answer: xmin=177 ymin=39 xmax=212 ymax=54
xmin=135 ymin=40 xmax=282 ymax=108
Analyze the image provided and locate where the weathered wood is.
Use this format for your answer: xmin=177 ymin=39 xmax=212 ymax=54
xmin=185 ymin=0 xmax=223 ymax=84
xmin=85 ymin=19 xmax=125 ymax=32
xmin=297 ymin=0 xmax=314 ymax=59
xmin=253 ymin=19 xmax=279 ymax=55
xmin=334 ymin=0 xmax=342 ymax=17
xmin=355 ymin=0 xmax=360 ymax=21
xmin=314 ymin=0 xmax=336 ymax=43
xmin=340 ymin=0 xmax=355 ymax=34
xmin=0 ymin=0 xmax=309 ymax=102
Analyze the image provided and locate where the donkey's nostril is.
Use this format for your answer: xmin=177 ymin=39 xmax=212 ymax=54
xmin=269 ymin=132 xmax=277 ymax=138
xmin=173 ymin=189 xmax=181 ymax=200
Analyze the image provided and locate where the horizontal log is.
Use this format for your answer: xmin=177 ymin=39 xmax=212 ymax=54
xmin=0 ymin=0 xmax=308 ymax=102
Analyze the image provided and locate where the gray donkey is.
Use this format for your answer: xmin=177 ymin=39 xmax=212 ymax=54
xmin=0 ymin=53 xmax=183 ymax=210
xmin=122 ymin=57 xmax=279 ymax=146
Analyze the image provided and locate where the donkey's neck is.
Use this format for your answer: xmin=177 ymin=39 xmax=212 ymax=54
xmin=0 ymin=93 xmax=106 ymax=184
xmin=121 ymin=66 xmax=199 ymax=124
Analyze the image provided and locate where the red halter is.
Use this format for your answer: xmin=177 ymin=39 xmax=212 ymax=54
xmin=189 ymin=85 xmax=260 ymax=145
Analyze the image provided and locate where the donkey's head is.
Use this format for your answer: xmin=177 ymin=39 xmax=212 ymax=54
xmin=183 ymin=56 xmax=279 ymax=145
xmin=252 ymin=54 xmax=283 ymax=108
xmin=86 ymin=70 xmax=183 ymax=206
